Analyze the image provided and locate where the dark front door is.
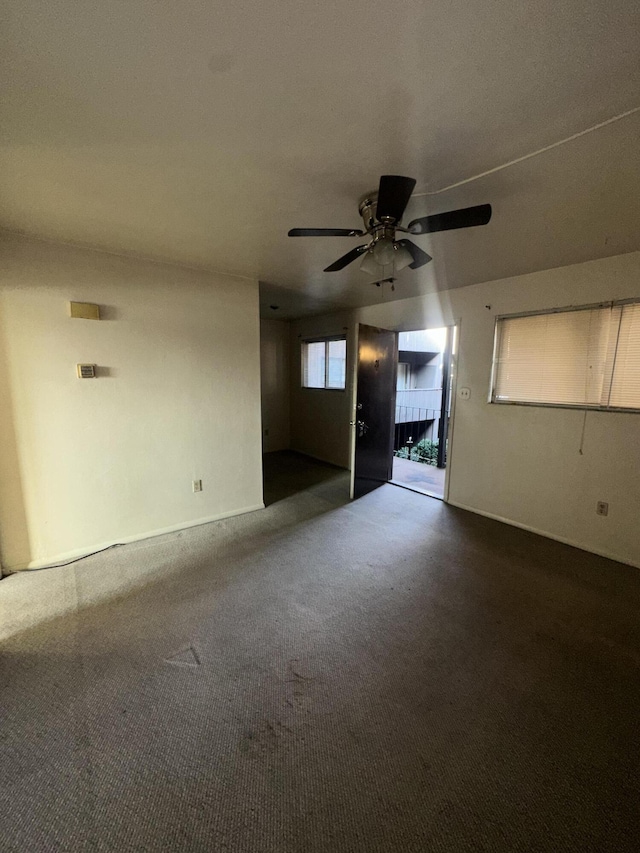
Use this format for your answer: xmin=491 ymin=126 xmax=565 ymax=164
xmin=350 ymin=323 xmax=398 ymax=499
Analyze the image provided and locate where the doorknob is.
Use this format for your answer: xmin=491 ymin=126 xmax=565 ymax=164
xmin=349 ymin=420 xmax=368 ymax=437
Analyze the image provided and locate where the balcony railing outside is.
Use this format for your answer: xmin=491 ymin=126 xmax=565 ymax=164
xmin=395 ymin=388 xmax=442 ymax=424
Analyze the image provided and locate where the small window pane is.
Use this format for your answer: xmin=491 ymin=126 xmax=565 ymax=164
xmin=397 ymin=363 xmax=410 ymax=390
xmin=303 ymin=341 xmax=326 ymax=388
xmin=327 ymin=339 xmax=346 ymax=389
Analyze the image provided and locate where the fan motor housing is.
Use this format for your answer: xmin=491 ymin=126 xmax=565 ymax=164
xmin=359 ymin=194 xmax=400 ymax=247
xmin=358 ymin=194 xmax=378 ymax=232
xmin=359 ymin=194 xmax=402 ymax=264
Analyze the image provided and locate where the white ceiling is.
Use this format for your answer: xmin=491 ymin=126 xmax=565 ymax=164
xmin=1 ymin=0 xmax=640 ymax=318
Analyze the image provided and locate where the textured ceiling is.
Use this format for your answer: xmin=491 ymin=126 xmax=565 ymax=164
xmin=1 ymin=0 xmax=640 ymax=318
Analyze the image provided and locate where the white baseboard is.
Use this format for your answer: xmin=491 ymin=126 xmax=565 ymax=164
xmin=446 ymin=499 xmax=639 ymax=570
xmin=5 ymin=503 xmax=265 ymax=573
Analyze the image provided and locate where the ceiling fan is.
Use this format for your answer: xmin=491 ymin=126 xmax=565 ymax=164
xmin=288 ymin=175 xmax=491 ymax=274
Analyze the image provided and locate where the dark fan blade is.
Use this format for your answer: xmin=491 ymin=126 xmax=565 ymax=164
xmin=324 ymin=244 xmax=368 ymax=272
xmin=408 ymin=203 xmax=492 ymax=235
xmin=288 ymin=227 xmax=364 ymax=237
xmin=396 ymin=239 xmax=432 ymax=270
xmin=376 ymin=175 xmax=417 ymax=222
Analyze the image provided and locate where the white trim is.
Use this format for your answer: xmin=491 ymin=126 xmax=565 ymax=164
xmin=442 ymin=320 xmax=460 ymax=503
xmin=491 ymin=399 xmax=640 ymax=415
xmin=4 ymin=503 xmax=265 ymax=573
xmin=445 ymin=499 xmax=639 ymax=570
xmin=348 ymin=324 xmax=359 ymax=497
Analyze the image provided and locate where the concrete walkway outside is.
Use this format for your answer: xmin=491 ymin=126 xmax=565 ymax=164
xmin=392 ymin=456 xmax=446 ymax=498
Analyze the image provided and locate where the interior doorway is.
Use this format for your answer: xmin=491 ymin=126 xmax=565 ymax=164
xmin=390 ymin=326 xmax=456 ymax=499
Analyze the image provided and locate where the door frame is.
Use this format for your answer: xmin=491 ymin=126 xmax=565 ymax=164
xmin=441 ymin=322 xmax=460 ymax=504
xmin=348 ymin=325 xmax=358 ymax=499
xmin=348 ymin=320 xmax=461 ymax=503
xmin=385 ymin=321 xmax=460 ymax=503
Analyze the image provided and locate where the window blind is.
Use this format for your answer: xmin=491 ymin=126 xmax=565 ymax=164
xmin=303 ymin=341 xmax=326 ymax=388
xmin=609 ymin=302 xmax=640 ymax=408
xmin=492 ymin=301 xmax=640 ymax=410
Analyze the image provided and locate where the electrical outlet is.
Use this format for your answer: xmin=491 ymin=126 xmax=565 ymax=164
xmin=459 ymin=387 xmax=471 ymax=400
xmin=596 ymin=501 xmax=608 ymax=517
xmin=192 ymin=479 xmax=202 ymax=493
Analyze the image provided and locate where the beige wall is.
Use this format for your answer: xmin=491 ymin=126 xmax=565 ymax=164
xmin=290 ymin=252 xmax=640 ymax=568
xmin=290 ymin=312 xmax=353 ymax=468
xmin=0 ymin=234 xmax=264 ymax=571
xmin=260 ymin=318 xmax=290 ymax=453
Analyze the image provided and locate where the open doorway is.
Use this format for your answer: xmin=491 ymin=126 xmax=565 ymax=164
xmin=390 ymin=326 xmax=455 ymax=499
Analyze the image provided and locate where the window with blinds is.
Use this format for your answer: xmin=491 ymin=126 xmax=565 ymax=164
xmin=491 ymin=301 xmax=640 ymax=411
xmin=302 ymin=337 xmax=347 ymax=389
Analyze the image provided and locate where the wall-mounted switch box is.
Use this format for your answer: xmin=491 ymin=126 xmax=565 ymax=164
xmin=192 ymin=479 xmax=203 ymax=493
xmin=70 ymin=302 xmax=100 ymax=320
xmin=77 ymin=364 xmax=96 ymax=378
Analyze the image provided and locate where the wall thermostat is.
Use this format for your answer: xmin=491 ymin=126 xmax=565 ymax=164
xmin=69 ymin=302 xmax=100 ymax=320
xmin=77 ymin=364 xmax=96 ymax=378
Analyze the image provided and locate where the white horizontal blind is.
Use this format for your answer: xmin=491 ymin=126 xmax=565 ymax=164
xmin=493 ymin=307 xmax=612 ymax=406
xmin=492 ymin=301 xmax=640 ymax=410
xmin=609 ymin=303 xmax=640 ymax=408
xmin=303 ymin=341 xmax=326 ymax=388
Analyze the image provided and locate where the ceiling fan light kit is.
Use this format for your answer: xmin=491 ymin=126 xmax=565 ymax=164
xmin=360 ymin=239 xmax=414 ymax=275
xmin=359 ymin=250 xmax=380 ymax=276
xmin=288 ymin=175 xmax=492 ymax=277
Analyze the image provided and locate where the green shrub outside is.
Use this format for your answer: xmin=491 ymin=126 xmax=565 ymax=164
xmin=394 ymin=438 xmax=439 ymax=466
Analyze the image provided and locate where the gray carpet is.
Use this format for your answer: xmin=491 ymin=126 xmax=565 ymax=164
xmin=1 ymin=450 xmax=639 ymax=852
